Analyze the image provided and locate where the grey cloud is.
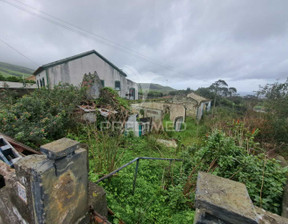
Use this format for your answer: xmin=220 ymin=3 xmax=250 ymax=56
xmin=0 ymin=0 xmax=287 ymax=93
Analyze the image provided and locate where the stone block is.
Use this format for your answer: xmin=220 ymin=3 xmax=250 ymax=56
xmin=195 ymin=172 xmax=259 ymax=224
xmin=40 ymin=137 xmax=79 ymax=160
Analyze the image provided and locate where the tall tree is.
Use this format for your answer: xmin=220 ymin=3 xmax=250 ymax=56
xmin=209 ymin=79 xmax=228 ymax=113
xmin=228 ymin=87 xmax=237 ymax=97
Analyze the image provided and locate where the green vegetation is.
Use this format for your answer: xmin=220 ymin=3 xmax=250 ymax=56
xmin=0 ymin=61 xmax=33 ymax=78
xmin=182 ymin=128 xmax=286 ymax=214
xmin=0 ymin=84 xmax=85 ymax=147
xmin=258 ymin=79 xmax=288 ymax=144
xmin=0 ymin=79 xmax=287 ymax=223
xmin=139 ymin=83 xmax=175 ymax=94
xmin=0 ymin=74 xmax=35 ymax=83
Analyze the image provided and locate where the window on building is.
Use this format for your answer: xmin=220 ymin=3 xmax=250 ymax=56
xmin=101 ymin=80 xmax=105 ymax=87
xmin=37 ymin=80 xmax=39 ymax=88
xmin=42 ymin=78 xmax=45 ymax=87
xmin=40 ymin=79 xmax=42 ymax=87
xmin=115 ymin=81 xmax=121 ymax=90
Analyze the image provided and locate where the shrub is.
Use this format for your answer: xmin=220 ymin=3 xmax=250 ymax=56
xmin=258 ymin=79 xmax=288 ymax=143
xmin=182 ymin=130 xmax=287 ymax=214
xmin=6 ymin=76 xmax=21 ymax=82
xmin=0 ymin=84 xmax=85 ymax=147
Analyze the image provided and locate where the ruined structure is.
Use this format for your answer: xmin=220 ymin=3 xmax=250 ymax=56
xmin=131 ymin=102 xmax=186 ymax=131
xmin=131 ymin=102 xmax=186 ymax=124
xmin=170 ymin=92 xmax=211 ymax=120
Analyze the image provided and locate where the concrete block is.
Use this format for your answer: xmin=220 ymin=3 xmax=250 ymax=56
xmin=195 ymin=172 xmax=259 ymax=224
xmin=40 ymin=137 xmax=79 ymax=160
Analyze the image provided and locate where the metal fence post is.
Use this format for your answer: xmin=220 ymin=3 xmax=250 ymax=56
xmin=132 ymin=159 xmax=140 ymax=194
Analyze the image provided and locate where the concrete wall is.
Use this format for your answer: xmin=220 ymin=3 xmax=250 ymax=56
xmin=127 ymin=79 xmax=138 ymax=100
xmin=169 ymin=95 xmax=211 ymax=120
xmin=35 ymin=53 xmax=138 ymax=99
xmin=169 ymin=104 xmax=186 ymax=124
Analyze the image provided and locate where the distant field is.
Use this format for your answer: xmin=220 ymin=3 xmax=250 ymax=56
xmin=139 ymin=83 xmax=176 ymax=94
xmin=0 ymin=61 xmax=33 ymax=78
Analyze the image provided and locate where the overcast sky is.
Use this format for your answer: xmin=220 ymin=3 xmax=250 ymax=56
xmin=0 ymin=0 xmax=287 ymax=93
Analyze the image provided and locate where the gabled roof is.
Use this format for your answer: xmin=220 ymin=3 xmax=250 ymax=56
xmin=33 ymin=50 xmax=127 ymax=77
xmin=187 ymin=92 xmax=210 ymax=104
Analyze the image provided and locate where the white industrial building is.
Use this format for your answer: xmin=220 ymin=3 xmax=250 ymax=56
xmin=33 ymin=50 xmax=138 ymax=100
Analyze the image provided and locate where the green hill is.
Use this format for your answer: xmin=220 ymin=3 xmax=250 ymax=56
xmin=138 ymin=83 xmax=176 ymax=93
xmin=0 ymin=62 xmax=33 ymax=78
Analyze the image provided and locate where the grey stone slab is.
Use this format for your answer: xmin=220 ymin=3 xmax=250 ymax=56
xmin=195 ymin=172 xmax=260 ymax=224
xmin=40 ymin=138 xmax=79 ymax=160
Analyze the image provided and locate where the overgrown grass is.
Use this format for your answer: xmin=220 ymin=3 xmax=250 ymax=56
xmin=162 ymin=116 xmax=208 ymax=147
xmin=86 ymin=133 xmax=193 ymax=223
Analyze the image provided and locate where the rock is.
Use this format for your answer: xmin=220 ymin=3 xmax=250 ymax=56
xmin=156 ymin=139 xmax=177 ymax=148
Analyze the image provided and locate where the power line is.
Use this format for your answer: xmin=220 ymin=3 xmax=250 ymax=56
xmin=1 ymin=0 xmax=175 ymax=71
xmin=0 ymin=36 xmax=39 ymax=66
xmin=1 ymin=0 xmax=213 ymax=88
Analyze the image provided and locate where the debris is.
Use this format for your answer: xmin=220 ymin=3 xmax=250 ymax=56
xmin=98 ymin=108 xmax=118 ymax=118
xmin=77 ymin=104 xmax=97 ymax=123
xmin=0 ymin=132 xmax=40 ymax=155
xmin=0 ymin=136 xmax=22 ymax=167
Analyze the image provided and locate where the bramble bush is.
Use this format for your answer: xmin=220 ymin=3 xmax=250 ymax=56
xmin=0 ymin=84 xmax=85 ymax=147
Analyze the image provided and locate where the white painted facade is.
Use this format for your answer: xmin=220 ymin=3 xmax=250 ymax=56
xmin=34 ymin=50 xmax=138 ymax=99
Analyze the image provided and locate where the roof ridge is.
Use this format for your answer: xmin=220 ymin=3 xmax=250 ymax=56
xmin=33 ymin=49 xmax=127 ymax=77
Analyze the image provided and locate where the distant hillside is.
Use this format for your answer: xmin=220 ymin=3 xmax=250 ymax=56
xmin=138 ymin=83 xmax=176 ymax=93
xmin=0 ymin=62 xmax=33 ymax=78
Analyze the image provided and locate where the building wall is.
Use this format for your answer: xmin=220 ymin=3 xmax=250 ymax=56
xmin=127 ymin=79 xmax=139 ymax=100
xmin=35 ymin=53 xmax=137 ymax=99
xmin=35 ymin=70 xmax=47 ymax=88
xmin=169 ymin=104 xmax=186 ymax=124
